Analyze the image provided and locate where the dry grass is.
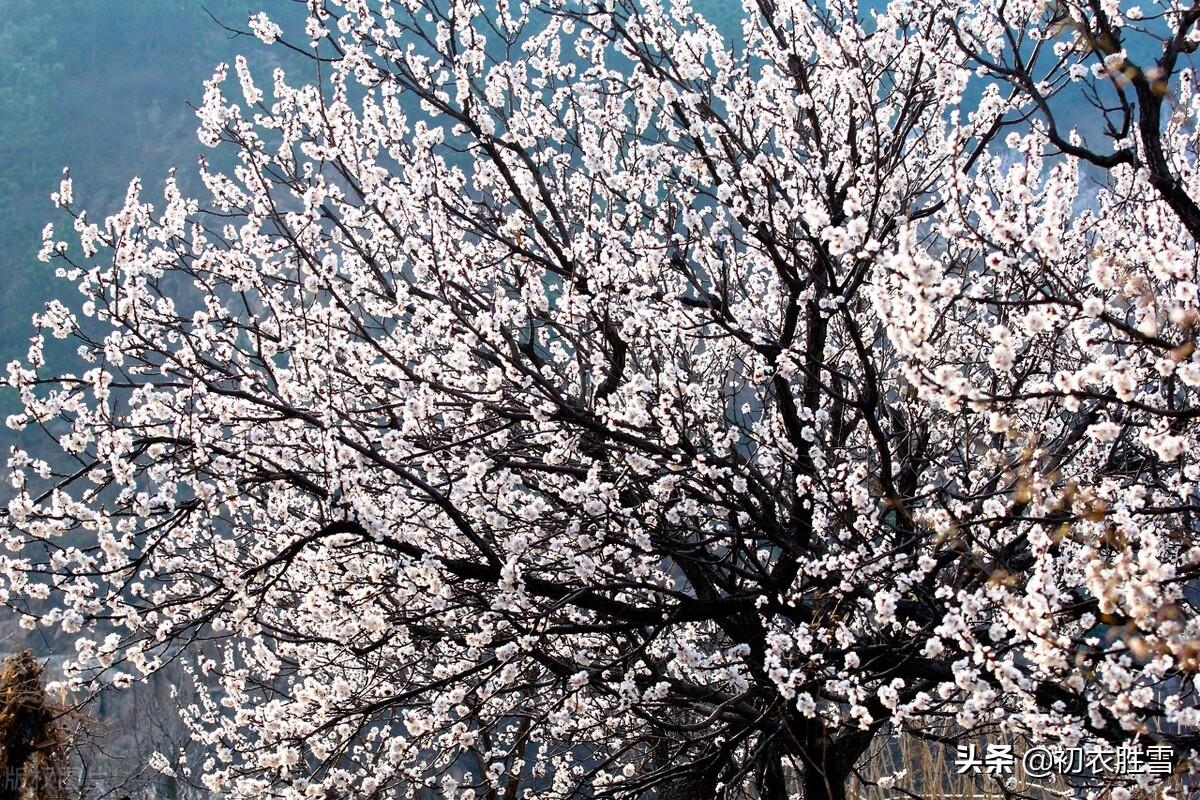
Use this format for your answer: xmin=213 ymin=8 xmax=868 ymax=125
xmin=0 ymin=650 xmax=69 ymax=800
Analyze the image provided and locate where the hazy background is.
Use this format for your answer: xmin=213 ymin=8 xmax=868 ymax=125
xmin=0 ymin=0 xmax=277 ymax=417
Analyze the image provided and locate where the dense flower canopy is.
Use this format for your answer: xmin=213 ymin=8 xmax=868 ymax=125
xmin=5 ymin=0 xmax=1200 ymax=797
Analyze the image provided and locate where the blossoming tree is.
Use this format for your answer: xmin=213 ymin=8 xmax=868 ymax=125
xmin=5 ymin=0 xmax=1200 ymax=797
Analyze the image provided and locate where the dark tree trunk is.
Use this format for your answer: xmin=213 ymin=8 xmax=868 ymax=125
xmin=803 ymin=765 xmax=849 ymax=800
xmin=761 ymin=752 xmax=789 ymax=800
xmin=797 ymin=727 xmax=873 ymax=800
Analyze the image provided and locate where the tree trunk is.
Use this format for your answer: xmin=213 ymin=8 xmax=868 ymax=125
xmin=803 ymin=765 xmax=849 ymax=800
xmin=798 ymin=730 xmax=868 ymax=800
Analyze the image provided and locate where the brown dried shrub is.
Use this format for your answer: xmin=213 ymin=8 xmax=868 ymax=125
xmin=0 ymin=651 xmax=68 ymax=800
